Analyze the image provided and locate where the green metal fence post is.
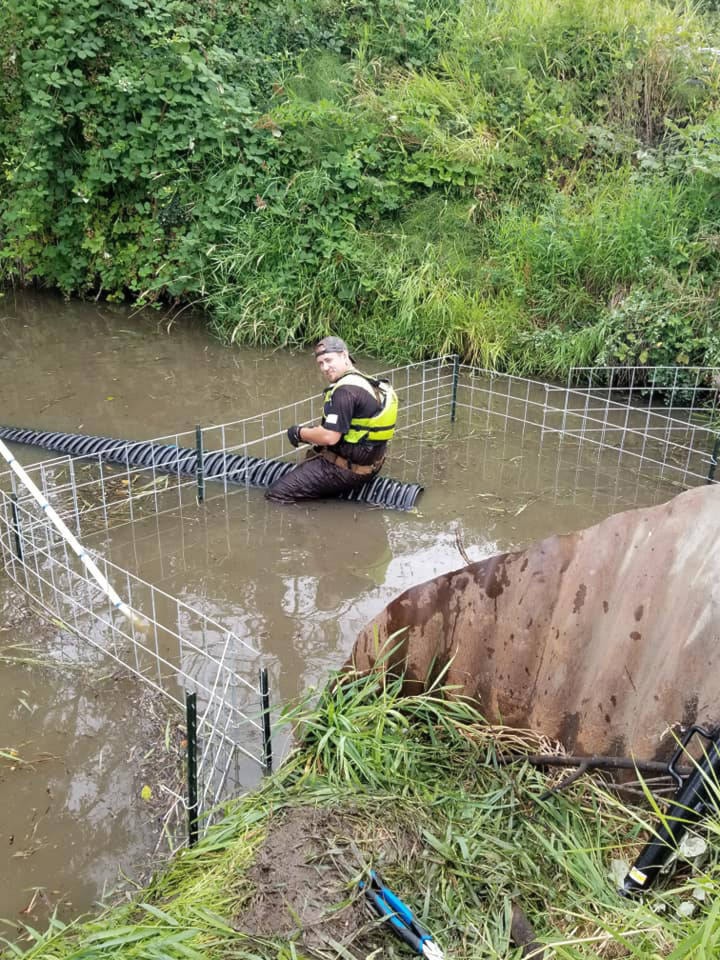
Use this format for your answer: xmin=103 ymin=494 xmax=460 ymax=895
xmin=10 ymin=493 xmax=23 ymax=561
xmin=195 ymin=425 xmax=205 ymax=503
xmin=260 ymin=667 xmax=272 ymax=775
xmin=185 ymin=691 xmax=199 ymax=847
xmin=450 ymin=354 xmax=460 ymax=423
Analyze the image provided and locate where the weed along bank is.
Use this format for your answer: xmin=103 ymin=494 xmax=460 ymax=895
xmin=2 ymin=1 xmax=719 ymax=380
xmin=1 ymin=334 xmax=720 ymax=955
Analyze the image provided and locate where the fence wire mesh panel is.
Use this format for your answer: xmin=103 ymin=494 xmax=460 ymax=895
xmin=1 ymin=355 xmax=718 ymax=851
xmin=451 ymin=365 xmax=719 ymax=493
xmin=544 ymin=384 xmax=718 ymax=488
xmin=0 ymin=357 xmax=455 ymax=538
xmin=0 ymin=488 xmax=266 ymax=846
xmin=568 ymin=365 xmax=720 ymax=424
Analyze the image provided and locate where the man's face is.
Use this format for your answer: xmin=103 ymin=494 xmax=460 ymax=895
xmin=316 ymin=349 xmax=350 ymax=383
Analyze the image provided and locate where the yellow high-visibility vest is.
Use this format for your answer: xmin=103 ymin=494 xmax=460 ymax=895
xmin=323 ymin=371 xmax=398 ymax=443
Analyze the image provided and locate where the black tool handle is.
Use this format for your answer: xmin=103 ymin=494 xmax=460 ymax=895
xmin=667 ymin=726 xmax=714 ymax=788
xmin=620 ymin=727 xmax=720 ymax=896
xmin=365 ymin=889 xmax=423 ymax=953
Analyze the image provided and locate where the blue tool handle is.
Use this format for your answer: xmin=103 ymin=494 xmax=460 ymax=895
xmin=377 ymin=883 xmax=415 ymax=925
xmin=376 ymin=882 xmax=433 ymax=943
xmin=364 ymin=888 xmax=424 ymax=954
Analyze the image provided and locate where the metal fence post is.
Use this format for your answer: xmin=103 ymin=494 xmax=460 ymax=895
xmin=708 ymin=435 xmax=720 ymax=484
xmin=450 ymin=354 xmax=460 ymax=423
xmin=195 ymin=425 xmax=205 ymax=503
xmin=185 ymin=691 xmax=199 ymax=847
xmin=10 ymin=493 xmax=23 ymax=561
xmin=260 ymin=667 xmax=272 ymax=775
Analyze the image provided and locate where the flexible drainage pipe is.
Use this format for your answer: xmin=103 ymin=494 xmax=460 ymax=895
xmin=0 ymin=425 xmax=423 ymax=511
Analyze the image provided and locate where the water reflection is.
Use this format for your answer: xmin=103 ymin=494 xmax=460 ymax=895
xmin=0 ymin=647 xmax=168 ymax=937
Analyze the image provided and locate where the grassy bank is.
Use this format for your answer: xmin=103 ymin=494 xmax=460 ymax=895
xmin=5 ymin=674 xmax=719 ymax=959
xmin=1 ymin=1 xmax=719 ymax=378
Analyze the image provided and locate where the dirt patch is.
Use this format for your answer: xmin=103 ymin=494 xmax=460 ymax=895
xmin=235 ymin=805 xmax=420 ymax=957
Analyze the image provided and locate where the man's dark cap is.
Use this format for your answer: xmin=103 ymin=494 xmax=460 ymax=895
xmin=314 ymin=336 xmax=355 ymax=363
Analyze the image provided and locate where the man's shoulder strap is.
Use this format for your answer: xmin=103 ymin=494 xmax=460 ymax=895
xmin=333 ymin=371 xmax=373 ymax=389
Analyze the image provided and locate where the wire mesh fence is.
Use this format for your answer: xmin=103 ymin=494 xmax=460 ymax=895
xmin=567 ymin=365 xmax=720 ymax=424
xmin=0 ymin=357 xmax=454 ymax=538
xmin=0 ymin=357 xmax=455 ymax=847
xmin=453 ymin=364 xmax=719 ymax=490
xmin=0 ymin=356 xmax=718 ymax=850
xmin=0 ymin=483 xmax=267 ymax=846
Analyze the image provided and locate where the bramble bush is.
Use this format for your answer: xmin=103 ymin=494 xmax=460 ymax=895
xmin=1 ymin=0 xmax=719 ymax=379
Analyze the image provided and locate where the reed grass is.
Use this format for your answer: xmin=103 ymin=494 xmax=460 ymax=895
xmin=8 ymin=673 xmax=720 ymax=959
xmin=3 ymin=0 xmax=719 ymax=378
xmin=198 ymin=0 xmax=720 ymax=380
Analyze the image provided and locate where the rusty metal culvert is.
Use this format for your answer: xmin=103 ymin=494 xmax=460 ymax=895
xmin=347 ymin=483 xmax=720 ymax=762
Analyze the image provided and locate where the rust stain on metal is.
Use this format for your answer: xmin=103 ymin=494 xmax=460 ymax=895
xmin=347 ymin=484 xmax=720 ymax=760
xmin=573 ymin=584 xmax=587 ymax=613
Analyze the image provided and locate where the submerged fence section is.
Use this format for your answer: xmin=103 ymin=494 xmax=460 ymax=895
xmin=0 ymin=357 xmax=452 ymax=539
xmin=567 ymin=364 xmax=720 ymax=424
xmin=0 ymin=357 xmax=718 ymax=847
xmin=0 ymin=480 xmax=268 ymax=844
xmin=452 ymin=364 xmax=719 ymax=491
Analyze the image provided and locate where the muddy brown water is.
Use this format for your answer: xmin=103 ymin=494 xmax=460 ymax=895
xmin=0 ymin=290 xmax=683 ymax=942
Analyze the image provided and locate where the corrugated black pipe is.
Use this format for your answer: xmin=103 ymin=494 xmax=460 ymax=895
xmin=0 ymin=425 xmax=423 ymax=511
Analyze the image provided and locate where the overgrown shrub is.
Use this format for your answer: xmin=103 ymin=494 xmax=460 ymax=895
xmin=1 ymin=0 xmax=719 ymax=379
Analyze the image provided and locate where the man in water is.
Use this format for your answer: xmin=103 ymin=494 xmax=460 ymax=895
xmin=266 ymin=337 xmax=398 ymax=503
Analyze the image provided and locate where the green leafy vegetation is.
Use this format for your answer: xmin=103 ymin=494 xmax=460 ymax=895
xmin=7 ymin=673 xmax=720 ymax=958
xmin=1 ymin=0 xmax=719 ymax=379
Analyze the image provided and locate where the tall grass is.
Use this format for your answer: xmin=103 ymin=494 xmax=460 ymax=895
xmin=6 ymin=0 xmax=716 ymax=379
xmin=450 ymin=0 xmax=708 ymax=138
xmin=208 ymin=158 xmax=716 ymax=375
xmin=9 ymin=673 xmax=720 ymax=959
xmin=200 ymin=0 xmax=719 ymax=378
xmin=489 ymin=171 xmax=711 ymax=326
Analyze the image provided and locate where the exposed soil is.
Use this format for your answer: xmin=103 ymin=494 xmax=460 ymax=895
xmin=234 ymin=805 xmax=421 ymax=957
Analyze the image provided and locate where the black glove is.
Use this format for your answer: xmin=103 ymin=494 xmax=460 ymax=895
xmin=287 ymin=424 xmax=303 ymax=447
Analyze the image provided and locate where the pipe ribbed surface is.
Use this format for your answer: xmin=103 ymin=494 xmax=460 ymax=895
xmin=0 ymin=425 xmax=423 ymax=511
